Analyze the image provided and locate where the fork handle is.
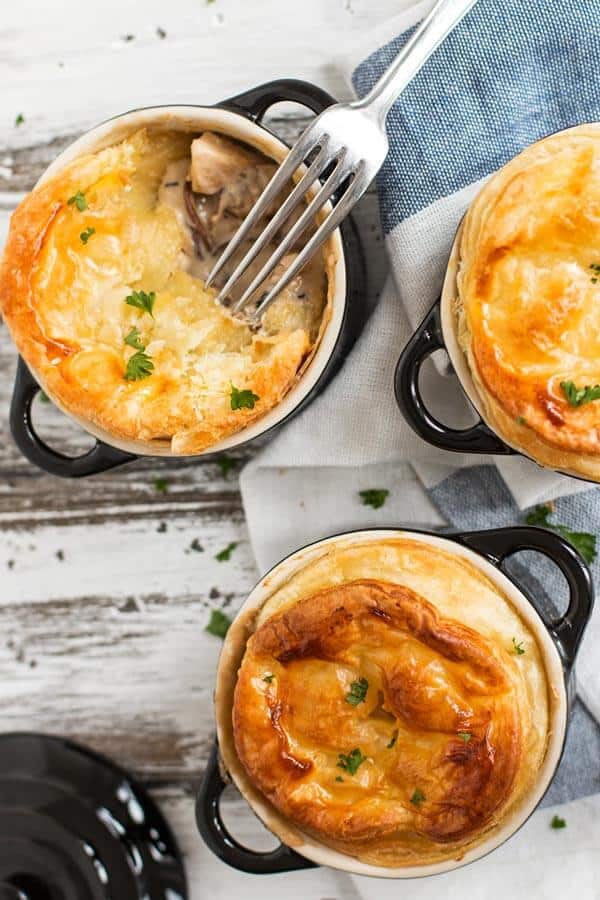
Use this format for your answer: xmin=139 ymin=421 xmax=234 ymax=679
xmin=359 ymin=0 xmax=478 ymax=123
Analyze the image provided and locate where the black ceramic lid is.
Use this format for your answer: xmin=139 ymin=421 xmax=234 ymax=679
xmin=0 ymin=733 xmax=187 ymax=900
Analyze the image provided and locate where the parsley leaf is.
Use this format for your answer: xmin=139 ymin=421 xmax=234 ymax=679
xmin=560 ymin=380 xmax=600 ymax=408
xmin=337 ymin=748 xmax=366 ymax=776
xmin=335 ymin=775 xmax=344 ymax=782
xmin=216 ymin=541 xmax=237 ymax=562
xmin=512 ymin=637 xmax=525 ymax=656
xmin=125 ymin=290 xmax=156 ymax=317
xmin=230 ymin=385 xmax=259 ymax=410
xmin=154 ymin=477 xmax=168 ymax=494
xmin=410 ymin=788 xmax=426 ymax=806
xmin=205 ymin=609 xmax=231 ymax=639
xmin=551 ymin=814 xmax=566 ymax=829
xmin=457 ymin=732 xmax=472 ymax=742
xmin=39 ymin=391 xmax=50 ymax=404
xmin=156 ymin=26 xmax=167 ymax=38
xmin=189 ymin=538 xmax=204 ymax=553
xmin=525 ymin=504 xmax=597 ymax=564
xmin=68 ymin=191 xmax=87 ymax=211
xmin=387 ymin=729 xmax=398 ymax=749
xmin=263 ymin=673 xmax=275 ymax=683
xmin=124 ymin=327 xmax=145 ymax=351
xmin=80 ymin=226 xmax=95 ymax=244
xmin=124 ymin=350 xmax=154 ymax=381
xmin=15 ymin=113 xmax=25 ymax=127
xmin=359 ymin=488 xmax=389 ymax=510
xmin=345 ymin=677 xmax=369 ymax=707
xmin=217 ymin=454 xmax=236 ymax=477
xmin=515 ymin=415 xmax=527 ymax=426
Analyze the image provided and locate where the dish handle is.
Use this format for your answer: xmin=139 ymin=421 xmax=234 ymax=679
xmin=10 ymin=357 xmax=136 ymax=478
xmin=221 ymin=78 xmax=337 ymax=122
xmin=395 ymin=302 xmax=514 ymax=455
xmin=458 ymin=526 xmax=594 ymax=671
xmin=196 ymin=742 xmax=317 ymax=874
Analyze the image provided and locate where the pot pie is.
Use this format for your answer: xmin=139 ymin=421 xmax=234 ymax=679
xmin=454 ymin=124 xmax=600 ymax=480
xmin=0 ymin=128 xmax=333 ymax=453
xmin=221 ymin=537 xmax=552 ymax=868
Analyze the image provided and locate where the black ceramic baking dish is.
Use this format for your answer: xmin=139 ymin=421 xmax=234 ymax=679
xmin=8 ymin=79 xmax=367 ymax=478
xmin=195 ymin=524 xmax=593 ymax=877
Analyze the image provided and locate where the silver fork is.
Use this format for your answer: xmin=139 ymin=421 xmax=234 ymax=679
xmin=207 ymin=0 xmax=477 ymax=319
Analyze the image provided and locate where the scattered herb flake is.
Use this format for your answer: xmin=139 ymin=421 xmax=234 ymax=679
xmin=125 ymin=289 xmax=155 ymax=317
xmin=512 ymin=637 xmax=525 ymax=656
xmin=335 ymin=775 xmax=344 ymax=782
xmin=217 ymin=454 xmax=236 ymax=477
xmin=457 ymin=732 xmax=472 ymax=742
xmin=124 ymin=327 xmax=145 ymax=351
xmin=551 ymin=814 xmax=566 ymax=829
xmin=387 ymin=729 xmax=398 ymax=749
xmin=410 ymin=788 xmax=426 ymax=807
xmin=359 ymin=488 xmax=389 ymax=510
xmin=345 ymin=677 xmax=369 ymax=707
xmin=80 ymin=226 xmax=95 ymax=244
xmin=216 ymin=541 xmax=238 ymax=562
xmin=516 ymin=415 xmax=527 ymax=426
xmin=560 ymin=379 xmax=600 ymax=408
xmin=56 ymin=550 xmax=64 ymax=561
xmin=15 ymin=113 xmax=25 ymax=127
xmin=39 ymin=391 xmax=50 ymax=404
xmin=263 ymin=673 xmax=275 ymax=683
xmin=230 ymin=384 xmax=259 ymax=410
xmin=337 ymin=748 xmax=366 ymax=776
xmin=525 ymin=503 xmax=597 ymax=564
xmin=205 ymin=609 xmax=231 ymax=639
xmin=154 ymin=478 xmax=169 ymax=494
xmin=157 ymin=522 xmax=167 ymax=533
xmin=68 ymin=191 xmax=87 ymax=211
xmin=189 ymin=538 xmax=204 ymax=553
xmin=125 ymin=350 xmax=154 ymax=381
xmin=122 ymin=33 xmax=135 ymax=41
xmin=156 ymin=26 xmax=167 ymax=38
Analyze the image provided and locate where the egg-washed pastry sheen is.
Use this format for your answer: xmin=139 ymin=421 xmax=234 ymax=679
xmin=455 ymin=124 xmax=600 ymax=480
xmin=0 ymin=129 xmax=332 ymax=453
xmin=228 ymin=538 xmax=551 ymax=867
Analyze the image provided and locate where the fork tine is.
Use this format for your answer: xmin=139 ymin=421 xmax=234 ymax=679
xmin=205 ymin=128 xmax=325 ymax=288
xmin=249 ymin=164 xmax=370 ymax=322
xmin=230 ymin=152 xmax=351 ymax=315
xmin=214 ymin=141 xmax=332 ymax=305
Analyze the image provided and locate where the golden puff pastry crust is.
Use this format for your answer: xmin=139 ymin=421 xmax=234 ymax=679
xmin=0 ymin=128 xmax=331 ymax=454
xmin=223 ymin=537 xmax=552 ymax=868
xmin=454 ymin=124 xmax=600 ymax=480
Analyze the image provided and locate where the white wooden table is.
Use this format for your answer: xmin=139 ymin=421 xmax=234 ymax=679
xmin=0 ymin=1 xmax=398 ymax=896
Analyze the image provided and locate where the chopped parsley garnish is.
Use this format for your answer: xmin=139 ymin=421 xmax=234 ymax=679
xmin=410 ymin=788 xmax=425 ymax=807
xmin=515 ymin=415 xmax=527 ymax=426
xmin=215 ymin=541 xmax=238 ymax=562
xmin=68 ymin=191 xmax=87 ymax=211
xmin=560 ymin=380 xmax=600 ymax=408
xmin=122 ymin=33 xmax=135 ymax=41
xmin=387 ymin=729 xmax=398 ymax=749
xmin=359 ymin=488 xmax=389 ymax=510
xmin=205 ymin=609 xmax=231 ymax=639
xmin=125 ymin=350 xmax=154 ymax=381
xmin=39 ymin=391 xmax=50 ymax=404
xmin=154 ymin=477 xmax=168 ymax=493
xmin=263 ymin=673 xmax=275 ymax=683
xmin=335 ymin=775 xmax=344 ymax=782
xmin=217 ymin=454 xmax=236 ymax=477
xmin=512 ymin=637 xmax=525 ymax=656
xmin=156 ymin=26 xmax=167 ymax=38
xmin=230 ymin=385 xmax=259 ymax=410
xmin=189 ymin=538 xmax=204 ymax=553
xmin=590 ymin=263 xmax=600 ymax=284
xmin=124 ymin=327 xmax=145 ymax=351
xmin=345 ymin=677 xmax=369 ymax=707
xmin=15 ymin=113 xmax=25 ymax=127
xmin=551 ymin=814 xmax=566 ymax=829
xmin=79 ymin=226 xmax=95 ymax=244
xmin=457 ymin=732 xmax=472 ymax=742
xmin=337 ymin=748 xmax=366 ymax=776
xmin=525 ymin=503 xmax=597 ymax=564
xmin=125 ymin=289 xmax=156 ymax=317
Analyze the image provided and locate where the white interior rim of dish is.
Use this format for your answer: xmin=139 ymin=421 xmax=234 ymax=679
xmin=217 ymin=528 xmax=568 ymax=879
xmin=32 ymin=105 xmax=347 ymax=457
